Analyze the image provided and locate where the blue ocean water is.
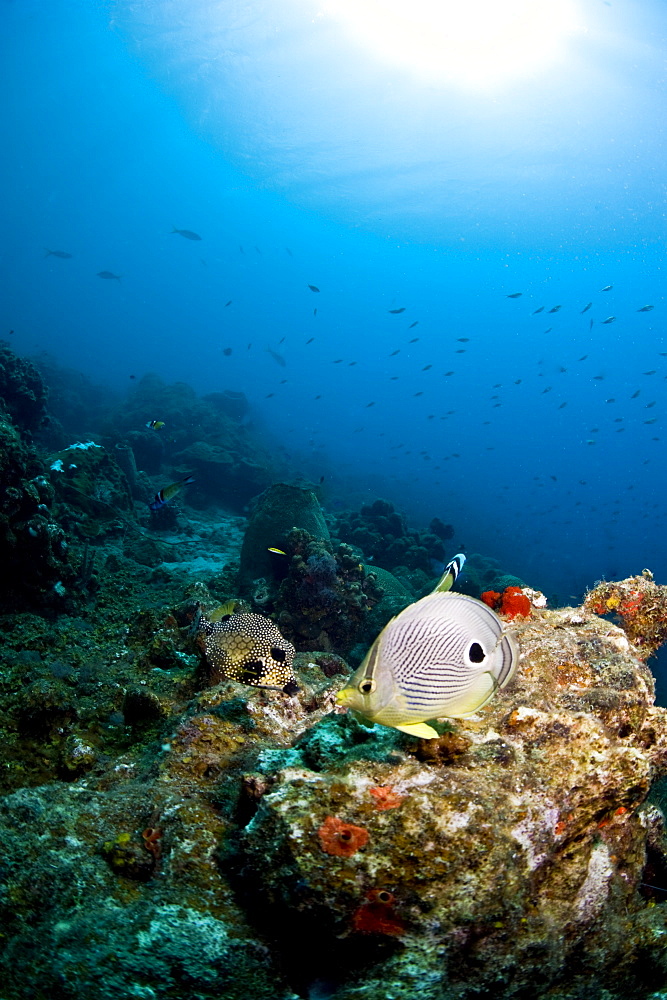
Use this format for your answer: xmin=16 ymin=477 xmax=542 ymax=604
xmin=2 ymin=0 xmax=666 ymax=609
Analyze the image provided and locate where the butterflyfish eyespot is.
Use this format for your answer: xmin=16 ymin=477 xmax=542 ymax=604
xmin=469 ymin=642 xmax=485 ymax=663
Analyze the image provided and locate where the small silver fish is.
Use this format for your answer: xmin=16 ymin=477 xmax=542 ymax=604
xmin=44 ymin=248 xmax=72 ymax=258
xmin=171 ymin=227 xmax=201 ymax=240
xmin=266 ymin=347 xmax=286 ymax=367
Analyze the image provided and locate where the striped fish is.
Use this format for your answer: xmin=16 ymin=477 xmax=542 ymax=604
xmin=336 ymin=583 xmax=518 ymax=740
xmin=149 ymin=475 xmax=195 ymax=511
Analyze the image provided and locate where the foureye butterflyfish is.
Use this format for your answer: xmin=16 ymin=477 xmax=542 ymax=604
xmin=336 ymin=556 xmax=518 ymax=739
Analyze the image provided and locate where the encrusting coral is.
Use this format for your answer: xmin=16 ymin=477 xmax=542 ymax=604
xmin=273 ymin=528 xmax=385 ymax=653
xmin=584 ymin=570 xmax=667 ymax=656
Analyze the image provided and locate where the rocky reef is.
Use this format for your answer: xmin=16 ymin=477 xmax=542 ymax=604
xmin=273 ymin=528 xmax=385 ymax=655
xmin=0 ymin=349 xmax=76 ymax=608
xmin=334 ymin=498 xmax=453 ymax=575
xmin=2 ymin=344 xmax=667 ymax=1000
xmin=101 ymin=373 xmax=285 ymax=508
xmin=1 ymin=567 xmax=667 ymax=999
xmin=239 ymin=482 xmax=331 ymax=591
xmin=0 ymin=339 xmax=49 ymax=432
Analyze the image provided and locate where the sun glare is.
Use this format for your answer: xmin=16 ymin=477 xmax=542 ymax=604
xmin=318 ymin=0 xmax=582 ymax=89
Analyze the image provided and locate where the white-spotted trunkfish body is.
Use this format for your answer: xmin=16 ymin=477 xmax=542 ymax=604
xmin=199 ymin=611 xmax=298 ymax=695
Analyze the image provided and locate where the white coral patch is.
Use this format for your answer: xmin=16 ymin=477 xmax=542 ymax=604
xmin=66 ymin=441 xmax=101 ymax=450
xmin=605 ymin=631 xmax=630 ymax=653
xmin=522 ymin=587 xmax=547 ymax=608
xmin=50 ymin=459 xmax=64 ymax=472
xmin=433 ymin=807 xmax=476 ymax=835
xmin=574 ymin=841 xmax=614 ymax=921
xmin=511 ymin=805 xmax=558 ymax=870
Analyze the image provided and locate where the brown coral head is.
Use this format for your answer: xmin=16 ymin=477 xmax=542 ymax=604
xmin=317 ymin=816 xmax=369 ymax=857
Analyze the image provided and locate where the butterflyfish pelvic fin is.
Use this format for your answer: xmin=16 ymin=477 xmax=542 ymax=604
xmin=433 ymin=553 xmax=466 ymax=594
xmin=394 ymin=721 xmax=440 ymax=739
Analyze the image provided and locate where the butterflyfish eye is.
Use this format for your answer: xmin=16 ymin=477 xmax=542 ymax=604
xmin=468 ymin=642 xmax=485 ymax=663
xmin=271 ymin=646 xmax=286 ymax=661
xmin=360 ymin=678 xmax=376 ymax=694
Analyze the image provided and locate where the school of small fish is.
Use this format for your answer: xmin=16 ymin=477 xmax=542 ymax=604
xmin=39 ymin=229 xmax=662 ymax=569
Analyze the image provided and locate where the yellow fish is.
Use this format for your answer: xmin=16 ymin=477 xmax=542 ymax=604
xmin=199 ymin=611 xmax=298 ymax=694
xmin=336 ymin=554 xmax=518 ymax=739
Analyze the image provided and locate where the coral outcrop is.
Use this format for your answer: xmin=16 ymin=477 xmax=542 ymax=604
xmin=48 ymin=441 xmax=134 ymax=539
xmin=0 ymin=413 xmax=74 ymax=608
xmin=0 ymin=339 xmax=48 ymax=432
xmin=102 ymin=374 xmax=282 ymax=506
xmin=235 ymin=601 xmax=667 ymax=999
xmin=585 ymin=570 xmax=667 ymax=656
xmin=2 ymin=577 xmax=667 ymax=999
xmin=239 ymin=483 xmax=331 ymax=591
xmin=273 ymin=528 xmax=385 ymax=654
xmin=334 ymin=498 xmax=451 ymax=573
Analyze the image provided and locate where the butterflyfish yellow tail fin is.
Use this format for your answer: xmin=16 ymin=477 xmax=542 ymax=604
xmin=394 ymin=721 xmax=440 ymax=739
xmin=433 ymin=553 xmax=466 ymax=594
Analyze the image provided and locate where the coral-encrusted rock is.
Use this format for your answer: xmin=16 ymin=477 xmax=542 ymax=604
xmin=0 ymin=779 xmax=297 ymax=1000
xmin=0 ymin=340 xmax=48 ymax=431
xmin=239 ymin=483 xmax=331 ymax=591
xmin=0 ymin=415 xmax=75 ymax=607
xmin=585 ymin=571 xmax=667 ymax=657
xmin=237 ymin=604 xmax=667 ymax=999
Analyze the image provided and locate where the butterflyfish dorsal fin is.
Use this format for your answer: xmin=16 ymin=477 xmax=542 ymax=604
xmin=433 ymin=553 xmax=466 ymax=593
